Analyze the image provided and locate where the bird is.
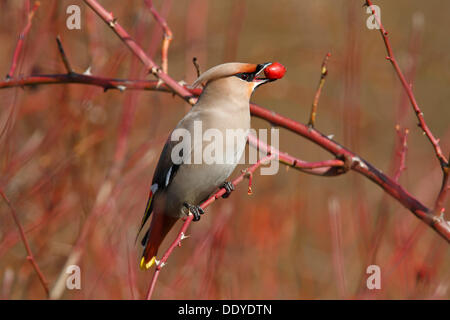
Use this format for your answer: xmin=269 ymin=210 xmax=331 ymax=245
xmin=137 ymin=62 xmax=285 ymax=269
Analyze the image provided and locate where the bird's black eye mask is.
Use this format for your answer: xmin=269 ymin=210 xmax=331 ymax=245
xmin=234 ymin=72 xmax=255 ymax=82
xmin=234 ymin=63 xmax=272 ymax=83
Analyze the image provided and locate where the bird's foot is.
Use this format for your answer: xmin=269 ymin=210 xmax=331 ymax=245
xmin=220 ymin=181 xmax=235 ymax=198
xmin=183 ymin=202 xmax=204 ymax=221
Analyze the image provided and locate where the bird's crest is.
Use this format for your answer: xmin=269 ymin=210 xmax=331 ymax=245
xmin=192 ymin=62 xmax=257 ymax=88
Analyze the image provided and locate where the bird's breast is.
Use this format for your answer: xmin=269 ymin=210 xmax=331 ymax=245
xmin=161 ymin=100 xmax=251 ymax=217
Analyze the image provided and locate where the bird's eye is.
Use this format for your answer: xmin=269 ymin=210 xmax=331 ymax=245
xmin=235 ymin=73 xmax=253 ymax=82
xmin=236 ymin=73 xmax=248 ymax=80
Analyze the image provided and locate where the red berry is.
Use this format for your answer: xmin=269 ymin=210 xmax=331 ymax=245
xmin=264 ymin=62 xmax=286 ymax=79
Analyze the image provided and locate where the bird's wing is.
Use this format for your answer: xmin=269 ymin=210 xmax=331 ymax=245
xmin=137 ymin=107 xmax=206 ymax=239
xmin=138 ymin=110 xmax=203 ymax=231
xmin=136 ymin=136 xmax=183 ymax=239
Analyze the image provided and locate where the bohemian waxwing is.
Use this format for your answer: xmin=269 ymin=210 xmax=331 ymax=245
xmin=137 ymin=62 xmax=283 ymax=269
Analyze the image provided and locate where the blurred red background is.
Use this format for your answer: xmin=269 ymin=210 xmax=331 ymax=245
xmin=0 ymin=0 xmax=449 ymax=299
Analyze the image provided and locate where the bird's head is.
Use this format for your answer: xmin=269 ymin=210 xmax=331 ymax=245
xmin=192 ymin=62 xmax=286 ymax=100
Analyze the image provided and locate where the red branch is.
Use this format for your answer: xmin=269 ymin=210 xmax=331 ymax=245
xmin=5 ymin=1 xmax=40 ymax=80
xmin=82 ymin=0 xmax=196 ymax=104
xmin=2 ymin=73 xmax=449 ymax=243
xmin=145 ymin=154 xmax=275 ymax=300
xmin=247 ymin=133 xmax=345 ymax=176
xmin=366 ymin=0 xmax=449 ymax=216
xmin=0 ymin=73 xmax=180 ymax=92
xmin=144 ymin=0 xmax=173 ymax=74
xmin=0 ymin=189 xmax=49 ymax=296
xmin=435 ymin=165 xmax=450 ymax=217
xmin=249 ymin=104 xmax=450 ymax=242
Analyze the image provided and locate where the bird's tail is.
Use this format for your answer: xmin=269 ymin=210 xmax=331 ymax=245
xmin=140 ymin=211 xmax=177 ymax=270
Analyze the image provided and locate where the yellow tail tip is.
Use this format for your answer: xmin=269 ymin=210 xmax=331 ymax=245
xmin=140 ymin=256 xmax=156 ymax=270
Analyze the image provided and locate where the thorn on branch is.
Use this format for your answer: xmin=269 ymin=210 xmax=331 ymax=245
xmin=156 ymin=79 xmax=164 ymax=89
xmin=180 ymin=232 xmax=188 ymax=241
xmin=155 ymin=259 xmax=165 ymax=269
xmin=351 ymin=156 xmax=369 ymax=170
xmin=188 ymin=97 xmax=197 ymax=106
xmin=149 ymin=66 xmax=160 ymax=76
xmin=178 ymin=232 xmax=189 ymax=247
xmin=291 ymin=159 xmax=298 ymax=169
xmin=83 ymin=66 xmax=92 ymax=76
xmin=108 ymin=17 xmax=118 ymax=28
xmin=116 ymin=85 xmax=127 ymax=92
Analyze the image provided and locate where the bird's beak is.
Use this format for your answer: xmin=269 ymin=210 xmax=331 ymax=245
xmin=252 ymin=62 xmax=276 ymax=88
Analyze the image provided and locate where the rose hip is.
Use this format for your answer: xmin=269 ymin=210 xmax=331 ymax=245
xmin=264 ymin=62 xmax=286 ymax=79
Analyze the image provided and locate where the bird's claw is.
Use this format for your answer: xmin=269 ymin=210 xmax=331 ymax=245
xmin=183 ymin=202 xmax=204 ymax=221
xmin=220 ymin=181 xmax=235 ymax=198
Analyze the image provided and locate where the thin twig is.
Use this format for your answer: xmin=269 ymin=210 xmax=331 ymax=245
xmin=0 ymin=189 xmax=49 ymax=296
xmin=144 ymin=0 xmax=173 ymax=75
xmin=365 ymin=0 xmax=449 ymax=215
xmin=56 ymin=36 xmax=73 ymax=74
xmin=308 ymin=52 xmax=331 ymax=128
xmin=6 ymin=1 xmax=40 ymax=80
xmin=192 ymin=57 xmax=201 ymax=77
